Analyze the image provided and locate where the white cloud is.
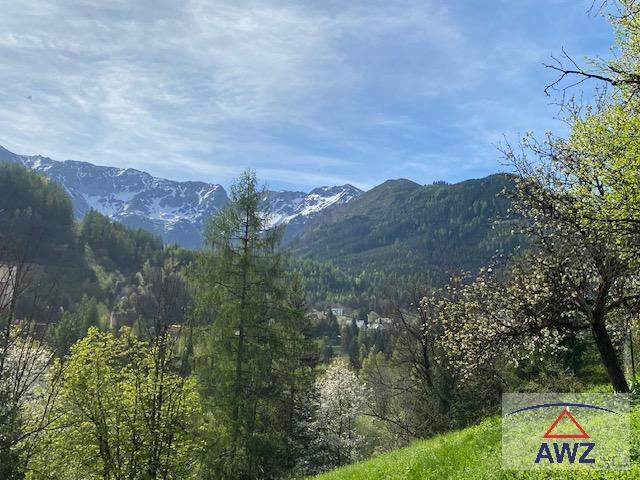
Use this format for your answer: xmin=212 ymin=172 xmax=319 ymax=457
xmin=0 ymin=0 xmax=611 ymax=189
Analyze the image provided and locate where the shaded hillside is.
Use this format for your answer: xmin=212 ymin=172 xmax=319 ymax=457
xmin=0 ymin=163 xmax=183 ymax=316
xmin=290 ymin=174 xmax=519 ymax=286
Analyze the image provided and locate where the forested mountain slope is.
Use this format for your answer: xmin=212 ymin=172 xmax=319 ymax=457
xmin=0 ymin=163 xmax=180 ymax=315
xmin=290 ymin=174 xmax=519 ymax=287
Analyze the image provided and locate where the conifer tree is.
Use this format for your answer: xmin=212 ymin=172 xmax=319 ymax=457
xmin=191 ymin=170 xmax=314 ymax=478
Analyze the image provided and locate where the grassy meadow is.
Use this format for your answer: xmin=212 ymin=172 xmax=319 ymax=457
xmin=312 ymin=399 xmax=640 ymax=480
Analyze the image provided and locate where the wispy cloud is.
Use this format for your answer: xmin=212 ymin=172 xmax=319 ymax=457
xmin=0 ymin=0 xmax=612 ymax=189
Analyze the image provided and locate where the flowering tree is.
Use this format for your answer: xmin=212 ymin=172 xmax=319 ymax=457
xmin=309 ymin=358 xmax=369 ymax=469
xmin=438 ymin=264 xmax=570 ymax=384
xmin=438 ymin=142 xmax=640 ymax=392
xmin=448 ymin=0 xmax=640 ymax=393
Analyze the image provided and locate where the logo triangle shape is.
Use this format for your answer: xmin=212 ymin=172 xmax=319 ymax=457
xmin=543 ymin=407 xmax=589 ymax=439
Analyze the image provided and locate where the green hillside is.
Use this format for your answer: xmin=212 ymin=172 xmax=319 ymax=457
xmin=312 ymin=408 xmax=640 ymax=480
xmin=291 ymin=174 xmax=519 ymax=281
xmin=0 ymin=163 xmax=189 ymax=317
xmin=288 ymin=173 xmax=521 ymax=307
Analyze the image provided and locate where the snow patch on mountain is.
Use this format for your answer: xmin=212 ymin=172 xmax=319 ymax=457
xmin=265 ymin=185 xmax=362 ymax=228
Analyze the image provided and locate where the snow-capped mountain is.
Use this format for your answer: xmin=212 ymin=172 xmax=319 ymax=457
xmin=264 ymin=185 xmax=363 ymax=241
xmin=0 ymin=146 xmax=362 ymax=247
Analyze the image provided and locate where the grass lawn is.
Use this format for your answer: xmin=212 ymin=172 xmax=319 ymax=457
xmin=312 ymin=406 xmax=640 ymax=480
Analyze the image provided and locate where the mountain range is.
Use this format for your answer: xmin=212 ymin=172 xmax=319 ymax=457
xmin=0 ymin=145 xmax=519 ymax=296
xmin=0 ymin=146 xmax=362 ymax=248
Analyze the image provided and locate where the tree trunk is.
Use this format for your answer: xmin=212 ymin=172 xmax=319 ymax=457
xmin=630 ymin=323 xmax=636 ymax=380
xmin=591 ymin=320 xmax=629 ymax=392
xmin=230 ymin=209 xmax=250 ymax=459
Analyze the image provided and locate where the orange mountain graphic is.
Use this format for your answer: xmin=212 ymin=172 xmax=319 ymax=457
xmin=543 ymin=407 xmax=589 ymax=439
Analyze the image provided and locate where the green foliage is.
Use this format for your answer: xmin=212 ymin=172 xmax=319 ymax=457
xmin=311 ymin=310 xmax=340 ymax=341
xmin=341 ymin=319 xmax=361 ymax=369
xmin=289 ymin=257 xmax=368 ymax=308
xmin=49 ymin=296 xmax=101 ymax=356
xmin=79 ymin=209 xmax=164 ymax=275
xmin=28 ymin=328 xmax=204 ymax=480
xmin=125 ymin=261 xmax=191 ymax=338
xmin=0 ymin=163 xmax=74 ymax=264
xmin=190 ymin=170 xmax=317 ymax=478
xmin=0 ymin=387 xmax=23 ymax=480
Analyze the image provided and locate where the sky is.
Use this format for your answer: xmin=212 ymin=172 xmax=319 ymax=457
xmin=0 ymin=0 xmax=614 ymax=191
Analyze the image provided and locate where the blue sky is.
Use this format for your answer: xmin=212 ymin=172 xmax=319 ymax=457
xmin=0 ymin=0 xmax=613 ymax=191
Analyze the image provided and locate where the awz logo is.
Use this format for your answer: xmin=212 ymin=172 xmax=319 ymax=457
xmin=535 ymin=407 xmax=594 ymax=464
xmin=507 ymin=402 xmax=620 ymax=466
xmin=502 ymin=394 xmax=629 ymax=470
